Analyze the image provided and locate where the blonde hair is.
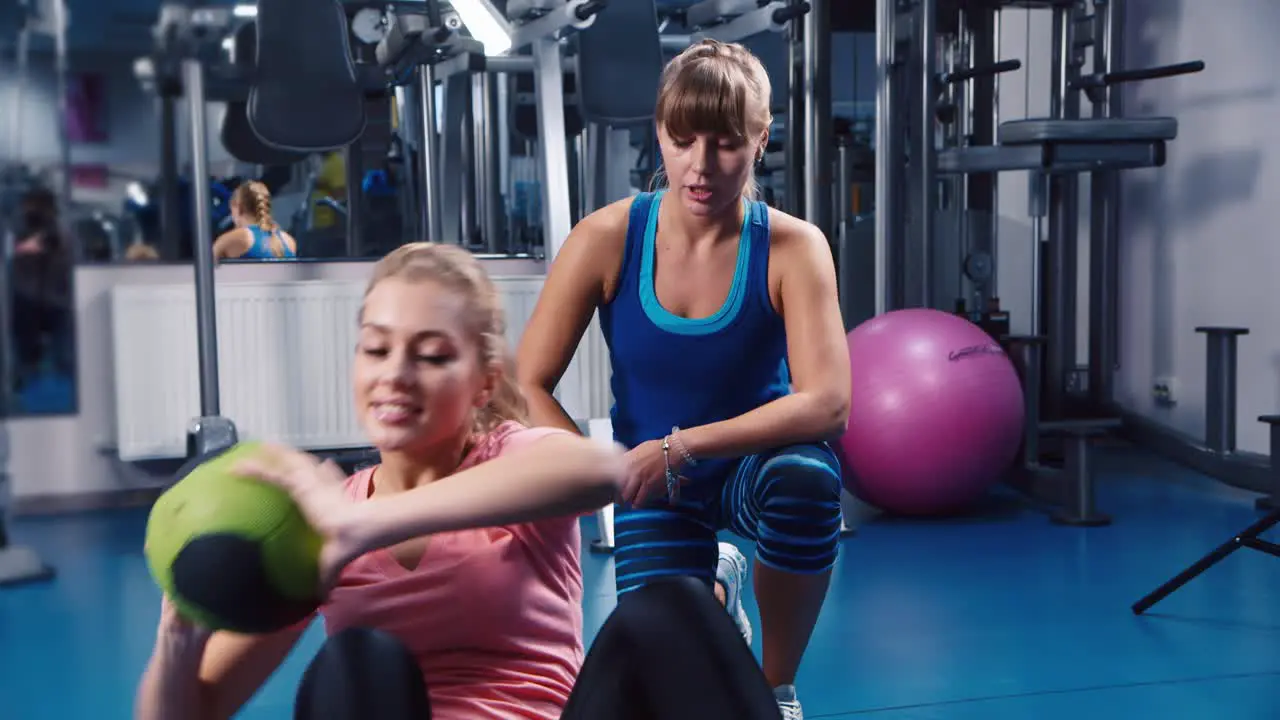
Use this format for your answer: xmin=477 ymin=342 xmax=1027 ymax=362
xmin=364 ymin=243 xmax=528 ymax=432
xmin=124 ymin=242 xmax=160 ymax=261
xmin=231 ymin=180 xmax=286 ymax=257
xmin=653 ymin=39 xmax=774 ymax=200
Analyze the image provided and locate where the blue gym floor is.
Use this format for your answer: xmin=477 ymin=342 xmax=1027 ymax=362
xmin=3 ymin=446 xmax=1279 ymax=719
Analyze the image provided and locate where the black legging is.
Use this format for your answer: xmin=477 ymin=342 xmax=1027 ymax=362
xmin=294 ymin=576 xmax=782 ymax=720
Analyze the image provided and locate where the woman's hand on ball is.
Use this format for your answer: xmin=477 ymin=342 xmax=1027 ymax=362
xmin=234 ymin=446 xmax=366 ymax=594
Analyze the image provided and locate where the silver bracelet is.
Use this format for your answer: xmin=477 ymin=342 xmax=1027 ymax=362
xmin=662 ymin=435 xmax=679 ymax=502
xmin=670 ymin=426 xmax=697 ymax=467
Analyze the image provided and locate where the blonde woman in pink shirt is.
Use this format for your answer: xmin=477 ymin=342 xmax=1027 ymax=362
xmin=135 ymin=242 xmax=782 ymax=720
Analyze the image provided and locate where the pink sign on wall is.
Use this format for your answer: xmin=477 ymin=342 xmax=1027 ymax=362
xmin=65 ymin=73 xmax=108 ymax=143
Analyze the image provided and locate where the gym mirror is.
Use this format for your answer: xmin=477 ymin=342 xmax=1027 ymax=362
xmin=5 ymin=186 xmax=78 ymax=417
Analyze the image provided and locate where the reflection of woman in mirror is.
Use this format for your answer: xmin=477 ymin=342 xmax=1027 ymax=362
xmin=213 ymin=180 xmax=298 ymax=261
xmin=10 ymin=186 xmax=73 ymax=386
xmin=124 ymin=242 xmax=160 ymax=261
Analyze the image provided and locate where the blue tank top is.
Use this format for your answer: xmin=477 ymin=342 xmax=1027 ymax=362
xmin=599 ymin=190 xmax=791 ymax=483
xmin=243 ymin=225 xmax=296 ymax=259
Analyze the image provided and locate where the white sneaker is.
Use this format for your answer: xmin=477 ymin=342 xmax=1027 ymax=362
xmin=774 ymin=684 xmax=804 ymax=720
xmin=715 ymin=541 xmax=752 ymax=646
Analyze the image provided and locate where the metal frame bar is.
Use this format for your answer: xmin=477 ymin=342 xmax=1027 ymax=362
xmin=49 ymin=0 xmax=72 ymax=238
xmin=508 ymin=0 xmax=595 ymax=50
xmin=531 ymin=37 xmax=573 ymax=262
xmin=473 ymin=72 xmax=503 ymax=251
xmin=937 ymin=141 xmax=1165 ymax=174
xmin=694 ymin=1 xmax=792 ymax=44
xmin=873 ymin=0 xmax=901 ymax=314
xmin=913 ymin=0 xmax=937 ymax=308
xmin=183 ymin=59 xmax=221 ymax=417
xmin=1042 ymin=4 xmax=1081 ymax=420
xmin=802 ymin=0 xmax=833 ymax=239
xmin=440 ymin=72 xmax=474 ymax=245
xmin=417 ymin=66 xmax=444 ymax=242
xmin=785 ymin=19 xmax=805 ymax=216
xmin=1087 ymin=0 xmax=1121 ymax=410
xmin=684 ymin=0 xmax=760 ymax=29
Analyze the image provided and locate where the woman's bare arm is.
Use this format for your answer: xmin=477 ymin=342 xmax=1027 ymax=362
xmin=136 ymin=622 xmax=308 ymax=720
xmin=678 ymin=213 xmax=852 ymax=459
xmin=515 ymin=200 xmax=629 ymax=434
xmin=347 ymin=433 xmax=624 ymax=554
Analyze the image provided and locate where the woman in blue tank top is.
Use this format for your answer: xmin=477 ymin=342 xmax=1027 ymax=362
xmin=213 ymin=180 xmax=298 ymax=261
xmin=517 ymin=40 xmax=851 ymax=720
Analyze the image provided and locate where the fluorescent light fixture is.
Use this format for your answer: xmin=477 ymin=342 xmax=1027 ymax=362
xmin=450 ymin=0 xmax=513 ymax=56
xmin=233 ymin=4 xmax=257 ymax=18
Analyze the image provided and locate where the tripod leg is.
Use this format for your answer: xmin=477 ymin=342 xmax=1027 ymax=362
xmin=1131 ymin=539 xmax=1241 ymax=615
xmin=1132 ymin=509 xmax=1280 ymax=615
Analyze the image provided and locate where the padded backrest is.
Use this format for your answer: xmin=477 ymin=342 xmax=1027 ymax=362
xmin=248 ymin=0 xmax=366 ymax=152
xmin=575 ymin=0 xmax=664 ymax=126
xmin=221 ymin=22 xmax=308 ymax=166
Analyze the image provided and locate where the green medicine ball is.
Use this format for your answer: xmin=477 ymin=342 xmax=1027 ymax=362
xmin=144 ymin=442 xmax=324 ymax=634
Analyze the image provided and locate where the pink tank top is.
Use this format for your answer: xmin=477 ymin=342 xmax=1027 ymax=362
xmin=319 ymin=422 xmax=585 ymax=719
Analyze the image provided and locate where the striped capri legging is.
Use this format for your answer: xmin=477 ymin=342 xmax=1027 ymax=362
xmin=613 ymin=442 xmax=845 ymax=595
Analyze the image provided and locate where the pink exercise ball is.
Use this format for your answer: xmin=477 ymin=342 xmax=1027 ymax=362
xmin=838 ymin=308 xmax=1025 ymax=516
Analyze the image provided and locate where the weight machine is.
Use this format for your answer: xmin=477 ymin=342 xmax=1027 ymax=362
xmin=875 ymin=0 xmax=1203 ymax=524
xmin=876 ymin=0 xmax=1202 ymax=409
xmin=153 ymin=0 xmax=607 ymax=460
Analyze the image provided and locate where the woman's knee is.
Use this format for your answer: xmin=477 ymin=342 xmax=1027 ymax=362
xmin=753 ymin=445 xmax=844 ymax=573
xmin=758 ymin=445 xmax=844 ymax=511
xmin=612 ymin=508 xmax=720 ymax=593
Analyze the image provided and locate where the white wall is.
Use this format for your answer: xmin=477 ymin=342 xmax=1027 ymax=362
xmin=7 ymin=258 xmax=542 ymax=508
xmin=1114 ymin=0 xmax=1278 ymax=454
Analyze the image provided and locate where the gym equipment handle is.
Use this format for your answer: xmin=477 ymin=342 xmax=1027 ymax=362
xmin=425 ymin=0 xmax=444 ymax=28
xmin=1103 ymin=60 xmax=1205 ymax=86
xmin=574 ymin=0 xmax=609 ymax=21
xmin=941 ymin=59 xmax=1022 ymax=85
xmin=772 ymin=2 xmax=812 ymax=25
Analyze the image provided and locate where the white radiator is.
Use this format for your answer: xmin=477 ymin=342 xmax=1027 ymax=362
xmin=110 ymin=277 xmax=612 ymax=461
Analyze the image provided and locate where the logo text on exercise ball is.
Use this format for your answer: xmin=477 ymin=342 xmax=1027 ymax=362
xmin=947 ymin=344 xmax=1006 ymax=362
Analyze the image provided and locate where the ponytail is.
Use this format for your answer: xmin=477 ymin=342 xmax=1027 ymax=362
xmin=231 ymin=180 xmax=283 ymax=256
xmin=476 ymin=351 xmax=529 ymax=432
